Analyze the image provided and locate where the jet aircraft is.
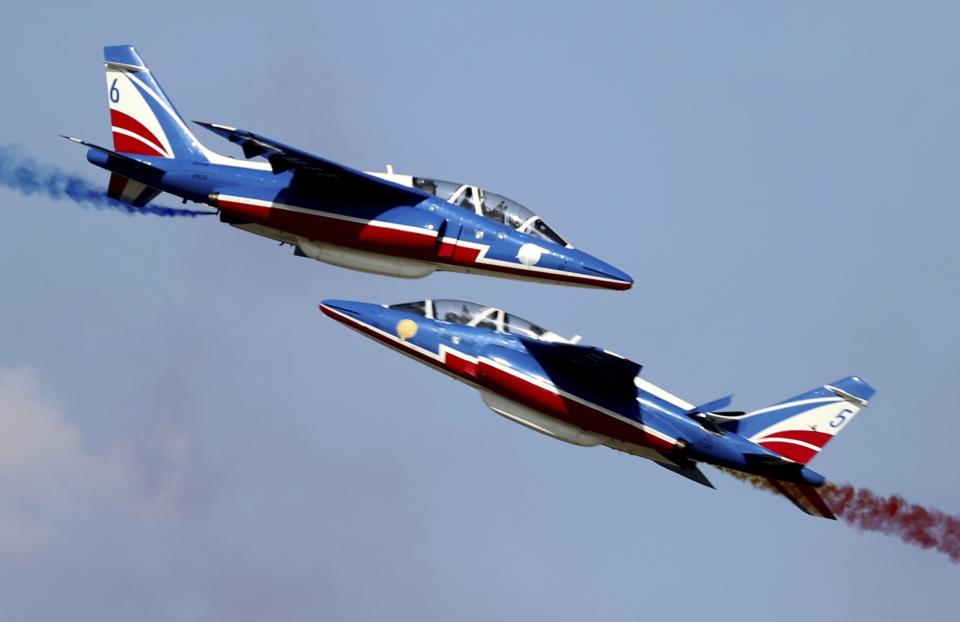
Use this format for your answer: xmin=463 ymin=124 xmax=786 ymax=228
xmin=320 ymin=298 xmax=875 ymax=519
xmin=64 ymin=45 xmax=633 ymax=290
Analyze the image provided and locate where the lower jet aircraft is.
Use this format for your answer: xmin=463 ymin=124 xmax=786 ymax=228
xmin=63 ymin=45 xmax=632 ymax=290
xmin=320 ymin=298 xmax=875 ymax=519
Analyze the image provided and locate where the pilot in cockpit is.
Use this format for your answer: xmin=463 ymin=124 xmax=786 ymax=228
xmin=483 ymin=199 xmax=508 ymax=224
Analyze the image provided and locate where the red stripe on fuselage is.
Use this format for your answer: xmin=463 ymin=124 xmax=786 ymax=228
xmin=320 ymin=304 xmax=674 ymax=453
xmin=437 ymin=239 xmax=631 ymax=290
xmin=216 ymin=197 xmax=438 ymax=256
xmin=319 ymin=303 xmax=460 ymax=373
xmin=110 ymin=109 xmax=167 ymax=156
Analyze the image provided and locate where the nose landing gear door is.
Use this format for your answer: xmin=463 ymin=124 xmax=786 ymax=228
xmin=436 ymin=218 xmax=461 ymax=258
xmin=438 ymin=184 xmax=484 ymax=259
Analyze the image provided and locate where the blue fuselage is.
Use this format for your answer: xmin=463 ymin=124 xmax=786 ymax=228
xmin=88 ymin=150 xmax=634 ymax=289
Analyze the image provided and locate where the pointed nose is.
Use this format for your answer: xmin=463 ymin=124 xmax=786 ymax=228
xmin=319 ymin=299 xmax=383 ymax=325
xmin=575 ymin=253 xmax=634 ymax=290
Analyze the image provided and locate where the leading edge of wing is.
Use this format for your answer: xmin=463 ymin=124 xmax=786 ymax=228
xmin=193 ymin=121 xmax=430 ymax=204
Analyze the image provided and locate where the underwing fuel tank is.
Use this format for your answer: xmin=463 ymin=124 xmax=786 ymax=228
xmin=293 ymin=238 xmax=437 ymax=278
xmin=479 ymin=391 xmax=607 ymax=447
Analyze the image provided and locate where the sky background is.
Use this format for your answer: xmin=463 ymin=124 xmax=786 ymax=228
xmin=1 ymin=1 xmax=958 ymax=620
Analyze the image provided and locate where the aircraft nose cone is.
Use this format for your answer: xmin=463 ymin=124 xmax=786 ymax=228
xmin=577 ymin=255 xmax=634 ymax=291
xmin=319 ymin=299 xmax=381 ymax=324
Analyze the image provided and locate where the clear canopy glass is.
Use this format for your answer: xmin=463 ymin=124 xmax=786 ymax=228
xmin=388 ymin=299 xmax=565 ymax=341
xmin=413 ymin=177 xmax=569 ymax=247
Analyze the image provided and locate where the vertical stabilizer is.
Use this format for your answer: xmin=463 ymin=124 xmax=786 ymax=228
xmin=103 ymin=45 xmax=206 ymax=161
xmin=732 ymin=376 xmax=875 ymax=465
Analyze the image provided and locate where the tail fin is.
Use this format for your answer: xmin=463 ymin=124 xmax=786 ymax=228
xmin=103 ymin=45 xmax=207 ymax=161
xmin=731 ymin=376 xmax=875 ymax=465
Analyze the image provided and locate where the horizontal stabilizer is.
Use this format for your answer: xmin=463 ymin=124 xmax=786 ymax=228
xmin=107 ymin=173 xmax=161 ymax=207
xmin=62 ymin=136 xmax=155 ymax=173
xmin=742 ymin=452 xmax=826 ymax=486
xmin=63 ymin=136 xmax=164 ymax=207
xmin=765 ymin=478 xmax=836 ymax=520
xmin=688 ymin=395 xmax=734 ymax=414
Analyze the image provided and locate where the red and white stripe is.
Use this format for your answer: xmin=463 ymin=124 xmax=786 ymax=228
xmin=748 ymin=397 xmax=860 ymax=464
xmin=110 ymin=109 xmax=169 ymax=158
xmin=106 ymin=68 xmax=174 ymax=158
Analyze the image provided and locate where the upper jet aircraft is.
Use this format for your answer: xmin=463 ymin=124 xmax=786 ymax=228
xmin=64 ymin=45 xmax=633 ymax=290
xmin=320 ymin=298 xmax=876 ymax=519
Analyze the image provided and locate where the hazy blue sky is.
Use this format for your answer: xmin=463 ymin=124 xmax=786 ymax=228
xmin=1 ymin=2 xmax=958 ymax=620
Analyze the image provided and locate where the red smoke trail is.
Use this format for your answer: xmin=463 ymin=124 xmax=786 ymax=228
xmin=821 ymin=483 xmax=960 ymax=563
xmin=723 ymin=469 xmax=960 ymax=563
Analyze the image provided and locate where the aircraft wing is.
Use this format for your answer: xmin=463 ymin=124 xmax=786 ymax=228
xmin=518 ymin=337 xmax=642 ymax=397
xmin=193 ymin=121 xmax=429 ymax=204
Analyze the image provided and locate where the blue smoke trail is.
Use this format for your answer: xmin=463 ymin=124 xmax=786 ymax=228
xmin=0 ymin=144 xmax=214 ymax=218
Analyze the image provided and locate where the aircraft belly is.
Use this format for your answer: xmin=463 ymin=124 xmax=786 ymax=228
xmin=226 ymin=222 xmax=436 ymax=278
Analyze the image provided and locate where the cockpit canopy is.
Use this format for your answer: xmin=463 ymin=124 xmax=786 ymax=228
xmin=388 ymin=299 xmax=570 ymax=342
xmin=412 ymin=177 xmax=569 ymax=248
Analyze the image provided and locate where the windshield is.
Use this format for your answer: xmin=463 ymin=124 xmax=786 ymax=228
xmin=387 ymin=301 xmax=427 ymax=317
xmin=431 ymin=300 xmax=497 ymax=330
xmin=413 ymin=177 xmax=568 ymax=247
xmin=388 ymin=299 xmax=565 ymax=341
xmin=503 ymin=313 xmax=548 ymax=339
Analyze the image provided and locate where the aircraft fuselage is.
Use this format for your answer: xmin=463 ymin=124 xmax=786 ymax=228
xmin=318 ymin=299 xmax=829 ymax=487
xmin=87 ymin=150 xmax=633 ymax=288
